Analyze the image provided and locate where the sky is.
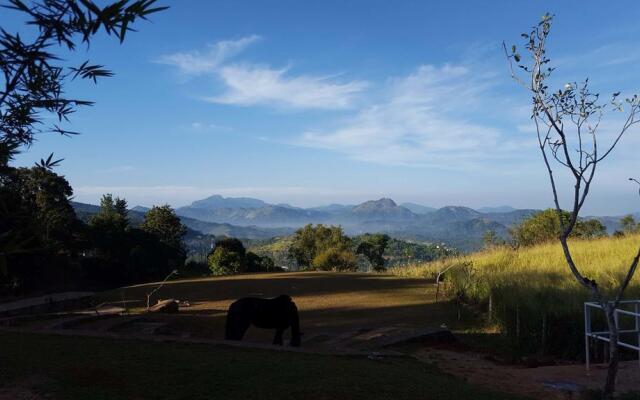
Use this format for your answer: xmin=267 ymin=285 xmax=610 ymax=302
xmin=6 ymin=1 xmax=640 ymax=215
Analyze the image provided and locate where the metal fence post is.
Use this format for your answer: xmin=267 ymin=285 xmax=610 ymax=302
xmin=585 ymin=302 xmax=591 ymax=371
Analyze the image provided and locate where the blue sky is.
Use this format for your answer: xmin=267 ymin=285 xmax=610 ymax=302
xmin=6 ymin=1 xmax=640 ymax=215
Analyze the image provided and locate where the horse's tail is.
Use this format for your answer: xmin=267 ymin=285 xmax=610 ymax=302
xmin=289 ymin=301 xmax=301 ymax=347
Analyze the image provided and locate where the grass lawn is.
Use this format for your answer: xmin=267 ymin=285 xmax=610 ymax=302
xmin=0 ymin=331 xmax=521 ymax=400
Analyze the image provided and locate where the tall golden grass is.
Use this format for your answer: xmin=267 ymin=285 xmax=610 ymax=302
xmin=390 ymin=234 xmax=640 ymax=358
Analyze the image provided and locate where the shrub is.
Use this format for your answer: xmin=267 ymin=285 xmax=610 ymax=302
xmin=312 ymin=248 xmax=357 ymax=272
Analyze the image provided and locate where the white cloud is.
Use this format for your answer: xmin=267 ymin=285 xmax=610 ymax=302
xmin=158 ymin=37 xmax=368 ymax=110
xmin=190 ymin=122 xmax=230 ymax=132
xmin=296 ymin=64 xmax=532 ymax=168
xmin=208 ymin=64 xmax=368 ymax=110
xmin=157 ymin=35 xmax=261 ymax=75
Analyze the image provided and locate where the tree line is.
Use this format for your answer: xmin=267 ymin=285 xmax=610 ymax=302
xmin=0 ymin=164 xmax=188 ymax=294
xmin=483 ymin=208 xmax=636 ymax=249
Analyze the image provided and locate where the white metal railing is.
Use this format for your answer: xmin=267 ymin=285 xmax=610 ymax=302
xmin=584 ymin=300 xmax=640 ymax=370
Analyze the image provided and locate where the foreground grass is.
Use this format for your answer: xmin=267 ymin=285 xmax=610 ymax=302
xmin=0 ymin=331 xmax=520 ymax=400
xmin=390 ymin=234 xmax=640 ymax=358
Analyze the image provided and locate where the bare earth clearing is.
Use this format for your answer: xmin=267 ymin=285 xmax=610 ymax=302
xmin=1 ymin=271 xmax=638 ymax=399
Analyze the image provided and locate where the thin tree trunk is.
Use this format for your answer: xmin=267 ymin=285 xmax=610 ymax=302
xmin=602 ymin=306 xmax=620 ymax=400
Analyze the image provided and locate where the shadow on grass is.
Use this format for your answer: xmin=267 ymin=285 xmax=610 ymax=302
xmin=0 ymin=330 xmax=523 ymax=400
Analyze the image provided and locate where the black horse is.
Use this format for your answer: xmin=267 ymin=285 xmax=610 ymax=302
xmin=225 ymin=294 xmax=301 ymax=347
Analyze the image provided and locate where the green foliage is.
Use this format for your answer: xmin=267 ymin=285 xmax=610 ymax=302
xmin=382 ymin=238 xmax=455 ymax=266
xmin=0 ymin=165 xmax=78 ymax=292
xmin=510 ymin=209 xmax=607 ymax=246
xmin=0 ymin=0 xmax=167 ymax=164
xmin=208 ymin=246 xmax=245 ymax=276
xmin=0 ymin=0 xmax=168 ymax=293
xmin=288 ymin=224 xmax=352 ymax=269
xmin=312 ymin=248 xmax=357 ymax=271
xmin=248 ymin=236 xmax=296 ymax=270
xmin=355 ymin=233 xmax=390 ymax=271
xmin=619 ymin=215 xmax=639 ymax=235
xmin=482 ymin=230 xmax=505 ymax=248
xmin=246 ymin=251 xmax=280 ymax=273
xmin=140 ymin=205 xmax=186 ymax=250
xmin=90 ymin=194 xmax=129 ymax=232
xmin=207 ymin=237 xmax=277 ymax=275
xmin=86 ymin=196 xmax=185 ymax=287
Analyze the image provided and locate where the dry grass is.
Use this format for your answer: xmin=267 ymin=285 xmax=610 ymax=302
xmin=389 ymin=234 xmax=640 ymax=357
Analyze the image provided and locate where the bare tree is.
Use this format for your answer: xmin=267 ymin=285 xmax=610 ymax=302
xmin=505 ymin=14 xmax=640 ymax=400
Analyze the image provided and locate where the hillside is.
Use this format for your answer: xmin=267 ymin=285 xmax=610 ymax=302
xmin=391 ymin=234 xmax=640 ymax=357
xmin=71 ymin=202 xmax=292 ymax=240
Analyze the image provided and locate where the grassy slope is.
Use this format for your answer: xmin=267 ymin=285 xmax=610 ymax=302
xmin=391 ymin=233 xmax=640 ymax=298
xmin=390 ymin=234 xmax=640 ymax=357
xmin=0 ymin=331 xmax=520 ymax=400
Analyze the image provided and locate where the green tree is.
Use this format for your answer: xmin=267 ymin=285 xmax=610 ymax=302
xmin=140 ymin=205 xmax=186 ymax=250
xmin=619 ymin=215 xmax=638 ymax=235
xmin=9 ymin=166 xmax=76 ymax=242
xmin=288 ymin=224 xmax=353 ymax=270
xmin=0 ymin=165 xmax=78 ymax=293
xmin=511 ymin=209 xmax=607 ymax=246
xmin=573 ymin=218 xmax=607 ymax=239
xmin=356 ymin=233 xmax=390 ymax=271
xmin=90 ymin=194 xmax=129 ymax=232
xmin=208 ymin=238 xmax=247 ymax=275
xmin=246 ymin=251 xmax=277 ymax=273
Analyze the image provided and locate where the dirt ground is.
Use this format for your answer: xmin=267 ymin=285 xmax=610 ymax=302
xmin=418 ymin=349 xmax=640 ymax=400
xmin=99 ymin=271 xmax=460 ymax=343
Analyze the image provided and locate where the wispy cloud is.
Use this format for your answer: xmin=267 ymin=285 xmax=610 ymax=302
xmin=156 ymin=35 xmax=261 ymax=75
xmin=158 ymin=37 xmax=368 ymax=110
xmin=296 ymin=64 xmax=531 ymax=168
xmin=190 ymin=122 xmax=231 ymax=132
xmin=208 ymin=64 xmax=368 ymax=110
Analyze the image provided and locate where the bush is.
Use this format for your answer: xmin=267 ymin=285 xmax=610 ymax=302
xmin=208 ymin=247 xmax=245 ymax=275
xmin=511 ymin=209 xmax=607 ymax=247
xmin=312 ymin=248 xmax=357 ymax=272
xmin=207 ymin=238 xmax=277 ymax=275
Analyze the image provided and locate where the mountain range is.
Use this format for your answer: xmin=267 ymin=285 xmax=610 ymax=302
xmin=171 ymin=195 xmax=541 ymax=250
xmin=72 ymin=194 xmax=638 ymax=251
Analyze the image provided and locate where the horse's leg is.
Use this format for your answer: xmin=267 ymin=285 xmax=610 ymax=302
xmin=273 ymin=328 xmax=284 ymax=345
xmin=289 ymin=303 xmax=301 ymax=347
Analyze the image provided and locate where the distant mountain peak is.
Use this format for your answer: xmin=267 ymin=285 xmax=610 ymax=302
xmin=189 ymin=194 xmax=266 ymax=210
xmin=356 ymin=198 xmax=397 ymax=208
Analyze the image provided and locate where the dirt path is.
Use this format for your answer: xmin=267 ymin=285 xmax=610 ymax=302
xmin=417 ymin=348 xmax=640 ymax=399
